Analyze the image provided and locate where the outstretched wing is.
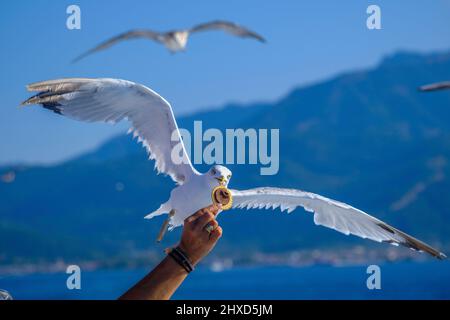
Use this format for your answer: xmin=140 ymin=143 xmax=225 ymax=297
xmin=231 ymin=187 xmax=446 ymax=259
xmin=190 ymin=20 xmax=266 ymax=42
xmin=23 ymin=78 xmax=198 ymax=184
xmin=72 ymin=30 xmax=163 ymax=63
xmin=419 ymin=81 xmax=450 ymax=92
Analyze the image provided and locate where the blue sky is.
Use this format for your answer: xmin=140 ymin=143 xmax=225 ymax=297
xmin=1 ymin=0 xmax=450 ymax=165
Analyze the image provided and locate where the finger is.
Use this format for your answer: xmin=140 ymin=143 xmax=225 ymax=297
xmin=204 ymin=219 xmax=219 ymax=234
xmin=194 ymin=210 xmax=216 ymax=231
xmin=184 ymin=203 xmax=221 ymax=225
xmin=205 ymin=204 xmax=221 ymax=216
xmin=184 ymin=208 xmax=207 ymax=225
xmin=209 ymin=226 xmax=223 ymax=241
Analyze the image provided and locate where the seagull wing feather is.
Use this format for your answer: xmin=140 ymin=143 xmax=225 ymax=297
xmin=190 ymin=20 xmax=266 ymax=42
xmin=72 ymin=30 xmax=163 ymax=63
xmin=419 ymin=81 xmax=450 ymax=92
xmin=231 ymin=187 xmax=446 ymax=259
xmin=23 ymin=78 xmax=198 ymax=184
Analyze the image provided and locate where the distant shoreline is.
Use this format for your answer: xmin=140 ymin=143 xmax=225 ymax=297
xmin=1 ymin=245 xmax=443 ymax=276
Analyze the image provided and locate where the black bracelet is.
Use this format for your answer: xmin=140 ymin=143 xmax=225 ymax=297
xmin=167 ymin=247 xmax=195 ymax=273
xmin=175 ymin=247 xmax=195 ymax=273
xmin=169 ymin=247 xmax=194 ymax=273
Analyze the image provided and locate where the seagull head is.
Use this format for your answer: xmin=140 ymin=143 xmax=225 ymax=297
xmin=209 ymin=165 xmax=232 ymax=186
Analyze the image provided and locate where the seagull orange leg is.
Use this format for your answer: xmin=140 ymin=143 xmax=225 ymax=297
xmin=156 ymin=209 xmax=175 ymax=243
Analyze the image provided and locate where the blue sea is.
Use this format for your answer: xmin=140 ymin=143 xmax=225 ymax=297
xmin=1 ymin=261 xmax=449 ymax=300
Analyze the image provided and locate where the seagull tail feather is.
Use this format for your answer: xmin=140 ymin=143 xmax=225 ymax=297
xmin=145 ymin=202 xmax=170 ymax=220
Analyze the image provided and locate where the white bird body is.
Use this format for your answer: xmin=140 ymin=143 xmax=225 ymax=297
xmin=163 ymin=31 xmax=190 ymax=52
xmin=149 ymin=168 xmax=230 ymax=228
xmin=23 ymin=77 xmax=447 ymax=259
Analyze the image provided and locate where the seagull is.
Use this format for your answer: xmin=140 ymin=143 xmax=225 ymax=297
xmin=0 ymin=289 xmax=13 ymax=300
xmin=72 ymin=20 xmax=266 ymax=62
xmin=22 ymin=78 xmax=447 ymax=259
xmin=419 ymin=81 xmax=450 ymax=92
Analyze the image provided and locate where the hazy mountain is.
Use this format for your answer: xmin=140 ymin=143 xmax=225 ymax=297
xmin=1 ymin=50 xmax=450 ymax=266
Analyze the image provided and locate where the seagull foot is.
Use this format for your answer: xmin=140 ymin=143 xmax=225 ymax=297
xmin=156 ymin=209 xmax=175 ymax=243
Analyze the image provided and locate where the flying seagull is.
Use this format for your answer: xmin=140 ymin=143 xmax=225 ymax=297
xmin=419 ymin=81 xmax=450 ymax=92
xmin=22 ymin=78 xmax=446 ymax=259
xmin=72 ymin=20 xmax=266 ymax=62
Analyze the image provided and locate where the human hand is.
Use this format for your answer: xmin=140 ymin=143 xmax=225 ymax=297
xmin=177 ymin=204 xmax=223 ymax=266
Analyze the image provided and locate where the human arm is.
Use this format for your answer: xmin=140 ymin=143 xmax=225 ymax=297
xmin=119 ymin=205 xmax=222 ymax=300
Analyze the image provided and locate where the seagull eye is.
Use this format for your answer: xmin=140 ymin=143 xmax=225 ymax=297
xmin=211 ymin=169 xmax=216 ymax=175
xmin=227 ymin=175 xmax=231 ymax=179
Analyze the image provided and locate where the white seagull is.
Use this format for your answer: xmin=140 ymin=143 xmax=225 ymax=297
xmin=72 ymin=20 xmax=266 ymax=62
xmin=419 ymin=81 xmax=450 ymax=92
xmin=22 ymin=78 xmax=446 ymax=259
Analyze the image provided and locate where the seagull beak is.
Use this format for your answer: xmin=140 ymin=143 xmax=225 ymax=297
xmin=216 ymin=176 xmax=226 ymax=185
